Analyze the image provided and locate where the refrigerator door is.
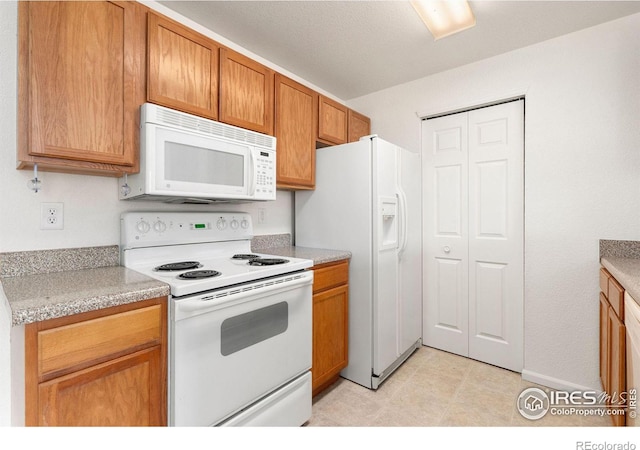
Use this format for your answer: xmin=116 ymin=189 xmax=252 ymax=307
xmin=397 ymin=148 xmax=422 ymax=355
xmin=372 ymin=138 xmax=400 ymax=376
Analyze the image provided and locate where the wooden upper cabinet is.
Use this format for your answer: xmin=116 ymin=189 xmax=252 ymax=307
xmin=18 ymin=1 xmax=145 ymax=176
xmin=219 ymin=48 xmax=274 ymax=135
xmin=317 ymin=95 xmax=348 ymax=145
xmin=147 ymin=12 xmax=219 ymax=120
xmin=275 ymin=74 xmax=317 ymax=189
xmin=348 ymin=109 xmax=371 ymax=142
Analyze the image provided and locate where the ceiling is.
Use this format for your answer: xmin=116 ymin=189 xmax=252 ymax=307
xmin=159 ymin=1 xmax=640 ymax=101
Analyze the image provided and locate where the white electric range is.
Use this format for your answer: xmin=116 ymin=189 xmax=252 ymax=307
xmin=120 ymin=211 xmax=314 ymax=427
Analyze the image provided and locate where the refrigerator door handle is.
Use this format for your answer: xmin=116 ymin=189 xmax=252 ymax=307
xmin=397 ymin=189 xmax=409 ymax=260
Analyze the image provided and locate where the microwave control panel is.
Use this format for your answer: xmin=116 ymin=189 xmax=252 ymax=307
xmin=254 ymin=150 xmax=276 ymax=200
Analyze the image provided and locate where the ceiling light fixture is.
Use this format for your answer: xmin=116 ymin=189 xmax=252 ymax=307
xmin=410 ymin=0 xmax=476 ymax=40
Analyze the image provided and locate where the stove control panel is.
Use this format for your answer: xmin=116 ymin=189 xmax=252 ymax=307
xmin=121 ymin=212 xmax=254 ymax=249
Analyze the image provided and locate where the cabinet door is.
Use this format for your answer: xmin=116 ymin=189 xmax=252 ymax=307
xmin=348 ymin=109 xmax=371 ymax=142
xmin=25 ymin=298 xmax=167 ymax=427
xmin=219 ymin=48 xmax=274 ymax=135
xmin=275 ymin=74 xmax=317 ymax=189
xmin=18 ymin=1 xmax=144 ymax=174
xmin=608 ymin=276 xmax=625 ymax=321
xmin=318 ymin=96 xmax=347 ymax=145
xmin=147 ymin=12 xmax=219 ymax=120
xmin=609 ymin=307 xmax=626 ymax=426
xmin=38 ymin=347 xmax=165 ymax=426
xmin=599 ymin=292 xmax=610 ymax=392
xmin=312 ymin=285 xmax=348 ymax=396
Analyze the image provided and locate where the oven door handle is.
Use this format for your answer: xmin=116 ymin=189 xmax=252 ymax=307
xmin=175 ymin=272 xmax=313 ymax=315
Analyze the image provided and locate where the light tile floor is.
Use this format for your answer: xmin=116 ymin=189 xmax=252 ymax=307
xmin=307 ymin=346 xmax=612 ymax=427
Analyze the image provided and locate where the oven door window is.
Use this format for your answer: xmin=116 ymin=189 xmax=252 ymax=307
xmin=220 ymin=302 xmax=288 ymax=356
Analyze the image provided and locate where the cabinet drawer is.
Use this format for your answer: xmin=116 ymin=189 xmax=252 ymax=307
xmin=313 ymin=260 xmax=349 ymax=294
xmin=600 ymin=267 xmax=610 ymax=297
xmin=608 ymin=276 xmax=625 ymax=321
xmin=37 ymin=305 xmax=163 ymax=378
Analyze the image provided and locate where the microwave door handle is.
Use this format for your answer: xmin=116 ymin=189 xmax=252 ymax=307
xmin=249 ymin=150 xmax=257 ymax=195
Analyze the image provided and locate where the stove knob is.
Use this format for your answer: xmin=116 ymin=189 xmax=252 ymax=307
xmin=136 ymin=220 xmax=151 ymax=234
xmin=241 ymin=219 xmax=249 ymax=229
xmin=230 ymin=219 xmax=239 ymax=230
xmin=216 ymin=217 xmax=227 ymax=230
xmin=153 ymin=220 xmax=167 ymax=233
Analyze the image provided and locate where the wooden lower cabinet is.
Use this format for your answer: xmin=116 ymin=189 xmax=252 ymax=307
xmin=25 ymin=297 xmax=167 ymax=426
xmin=311 ymin=260 xmax=349 ymax=396
xmin=599 ymin=267 xmax=626 ymax=426
xmin=608 ymin=305 xmax=626 ymax=427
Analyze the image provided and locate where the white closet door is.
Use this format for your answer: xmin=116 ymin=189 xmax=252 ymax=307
xmin=422 ymin=112 xmax=469 ymax=357
xmin=468 ymin=101 xmax=524 ymax=372
xmin=422 ymin=100 xmax=524 ymax=372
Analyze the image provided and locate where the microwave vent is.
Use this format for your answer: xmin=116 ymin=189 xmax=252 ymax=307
xmin=152 ymin=105 xmax=275 ymax=150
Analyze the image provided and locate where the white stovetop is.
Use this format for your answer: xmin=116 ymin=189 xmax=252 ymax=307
xmin=122 ymin=241 xmax=312 ymax=297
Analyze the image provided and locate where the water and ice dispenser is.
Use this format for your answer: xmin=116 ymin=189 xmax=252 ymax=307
xmin=379 ymin=197 xmax=398 ymax=250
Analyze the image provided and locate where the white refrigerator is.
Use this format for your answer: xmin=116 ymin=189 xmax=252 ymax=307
xmin=295 ymin=136 xmax=422 ymax=389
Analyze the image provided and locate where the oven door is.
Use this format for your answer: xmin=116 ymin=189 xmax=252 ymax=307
xmin=170 ymin=271 xmax=313 ymax=426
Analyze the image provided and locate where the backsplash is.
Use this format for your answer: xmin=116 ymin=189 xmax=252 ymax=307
xmin=0 ymin=246 xmax=119 ymax=278
xmin=599 ymin=239 xmax=640 ymax=259
xmin=0 ymin=234 xmax=292 ymax=278
xmin=252 ymin=233 xmax=292 ymax=251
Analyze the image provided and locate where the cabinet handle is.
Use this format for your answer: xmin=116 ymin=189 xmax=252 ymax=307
xmin=443 ymin=246 xmax=451 ymax=253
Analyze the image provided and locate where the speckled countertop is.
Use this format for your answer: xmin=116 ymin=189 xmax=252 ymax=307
xmin=251 ymin=233 xmax=351 ymax=266
xmin=601 ymin=257 xmax=640 ymax=304
xmin=257 ymin=246 xmax=351 ymax=266
xmin=1 ymin=266 xmax=170 ymax=327
xmin=1 ymin=237 xmax=348 ymax=327
xmin=600 ymin=239 xmax=640 ymax=305
xmin=0 ymin=245 xmax=169 ymax=327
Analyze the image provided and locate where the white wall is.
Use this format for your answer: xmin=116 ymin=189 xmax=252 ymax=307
xmin=348 ymin=13 xmax=640 ymax=390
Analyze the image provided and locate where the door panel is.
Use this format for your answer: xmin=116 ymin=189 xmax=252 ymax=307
xmin=435 ymin=258 xmax=464 ymax=332
xmin=435 ymin=165 xmax=463 ymax=236
xmin=422 ymin=100 xmax=524 ymax=372
xmin=423 ymin=113 xmax=469 ymax=357
xmin=468 ymin=101 xmax=524 ymax=372
xmin=474 ymin=261 xmax=507 ymax=341
xmin=475 ymin=160 xmax=508 ymax=238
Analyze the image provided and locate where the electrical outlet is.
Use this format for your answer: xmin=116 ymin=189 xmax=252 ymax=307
xmin=41 ymin=203 xmax=64 ymax=230
xmin=258 ymin=208 xmax=266 ymax=224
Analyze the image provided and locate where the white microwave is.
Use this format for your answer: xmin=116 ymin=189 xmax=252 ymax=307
xmin=119 ymin=103 xmax=276 ymax=203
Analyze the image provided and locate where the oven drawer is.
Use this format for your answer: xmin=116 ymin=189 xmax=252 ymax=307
xmin=218 ymin=371 xmax=312 ymax=426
